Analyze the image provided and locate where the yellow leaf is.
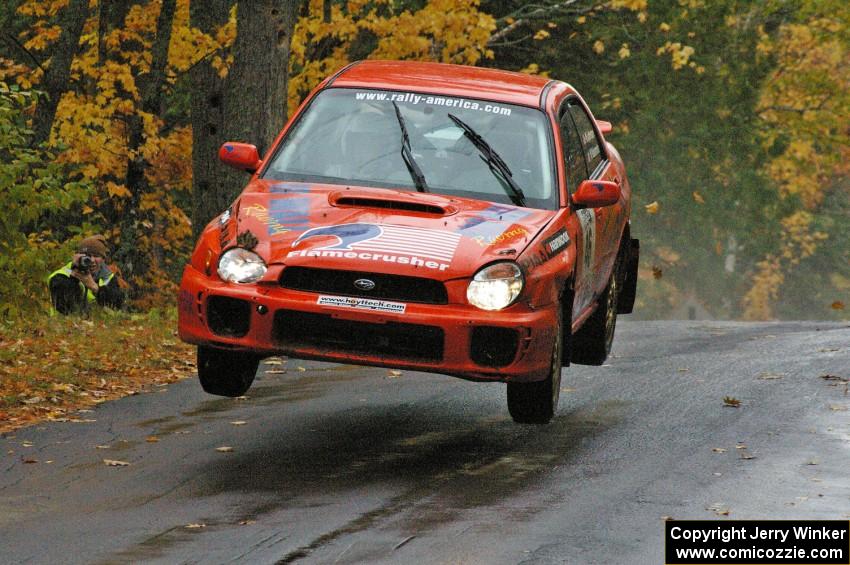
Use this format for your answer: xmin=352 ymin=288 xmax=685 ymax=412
xmin=692 ymin=191 xmax=705 ymax=204
xmin=644 ymin=201 xmax=660 ymax=214
xmin=593 ymin=40 xmax=605 ymax=54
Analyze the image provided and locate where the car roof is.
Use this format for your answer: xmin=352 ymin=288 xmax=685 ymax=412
xmin=331 ymin=60 xmax=553 ymax=108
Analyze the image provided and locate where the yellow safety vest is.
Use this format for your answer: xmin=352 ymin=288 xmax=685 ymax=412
xmin=48 ymin=262 xmax=115 ymax=314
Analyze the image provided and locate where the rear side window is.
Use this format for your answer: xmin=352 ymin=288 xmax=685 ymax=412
xmin=558 ymin=110 xmax=587 ymax=193
xmin=568 ymin=102 xmax=605 ymax=175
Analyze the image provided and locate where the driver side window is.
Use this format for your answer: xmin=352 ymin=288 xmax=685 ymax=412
xmin=559 ymin=106 xmax=587 ymax=193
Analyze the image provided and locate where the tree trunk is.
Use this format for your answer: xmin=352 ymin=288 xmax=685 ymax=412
xmin=30 ymin=0 xmax=89 ymax=146
xmin=191 ymin=0 xmax=300 ymax=237
xmin=118 ymin=0 xmax=177 ymax=287
xmin=190 ymin=0 xmax=234 ymax=237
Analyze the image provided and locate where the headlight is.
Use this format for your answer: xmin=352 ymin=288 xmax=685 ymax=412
xmin=467 ymin=262 xmax=524 ymax=310
xmin=218 ymin=247 xmax=267 ymax=283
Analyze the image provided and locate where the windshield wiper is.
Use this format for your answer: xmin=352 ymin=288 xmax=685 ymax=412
xmin=447 ymin=113 xmax=526 ymax=207
xmin=392 ymin=102 xmax=428 ymax=192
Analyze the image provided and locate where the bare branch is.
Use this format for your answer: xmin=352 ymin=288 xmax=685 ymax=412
xmin=2 ymin=32 xmax=46 ymax=74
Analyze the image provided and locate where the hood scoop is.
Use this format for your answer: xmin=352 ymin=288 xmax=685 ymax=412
xmin=329 ymin=190 xmax=456 ymax=216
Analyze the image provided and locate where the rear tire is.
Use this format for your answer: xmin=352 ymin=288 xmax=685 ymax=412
xmin=197 ymin=346 xmax=260 ymax=397
xmin=572 ymin=263 xmax=619 ymax=366
xmin=507 ymin=305 xmax=563 ymax=424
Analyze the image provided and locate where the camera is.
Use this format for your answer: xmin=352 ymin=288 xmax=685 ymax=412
xmin=73 ymin=255 xmax=95 ymax=271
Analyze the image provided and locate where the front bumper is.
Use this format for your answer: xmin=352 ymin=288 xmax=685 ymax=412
xmin=177 ymin=265 xmax=558 ymax=382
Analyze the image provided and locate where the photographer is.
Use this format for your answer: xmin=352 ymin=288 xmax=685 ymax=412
xmin=48 ymin=235 xmax=126 ymax=315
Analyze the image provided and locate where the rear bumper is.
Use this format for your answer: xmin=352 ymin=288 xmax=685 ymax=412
xmin=177 ymin=265 xmax=558 ymax=382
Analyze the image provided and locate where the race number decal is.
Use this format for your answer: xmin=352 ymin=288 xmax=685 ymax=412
xmin=576 ymin=208 xmax=596 ymax=276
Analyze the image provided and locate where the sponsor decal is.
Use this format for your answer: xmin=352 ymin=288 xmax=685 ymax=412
xmin=543 ymin=229 xmax=570 ymax=258
xmin=289 ymin=222 xmax=460 ymax=271
xmin=471 ymin=226 xmax=529 ymax=247
xmin=460 ymin=204 xmax=534 ymax=247
xmin=317 ymin=295 xmax=406 ymax=314
xmin=244 ymin=198 xmax=310 ymax=236
xmin=576 ymin=208 xmax=596 ymax=276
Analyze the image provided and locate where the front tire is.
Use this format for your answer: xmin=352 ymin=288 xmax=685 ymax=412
xmin=572 ymin=263 xmax=619 ymax=366
xmin=507 ymin=305 xmax=563 ymax=424
xmin=197 ymin=346 xmax=260 ymax=397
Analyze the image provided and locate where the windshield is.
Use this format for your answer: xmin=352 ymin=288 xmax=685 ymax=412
xmin=263 ymin=88 xmax=557 ymax=210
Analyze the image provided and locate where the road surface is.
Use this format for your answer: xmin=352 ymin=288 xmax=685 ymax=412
xmin=1 ymin=321 xmax=848 ymax=564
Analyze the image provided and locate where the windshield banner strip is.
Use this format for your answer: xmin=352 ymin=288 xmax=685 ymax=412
xmin=354 ymin=91 xmax=512 ymax=116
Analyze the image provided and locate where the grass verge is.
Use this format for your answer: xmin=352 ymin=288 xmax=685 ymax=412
xmin=0 ymin=307 xmax=195 ymax=433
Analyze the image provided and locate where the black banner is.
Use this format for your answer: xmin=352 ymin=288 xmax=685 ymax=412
xmin=665 ymin=520 xmax=849 ymax=564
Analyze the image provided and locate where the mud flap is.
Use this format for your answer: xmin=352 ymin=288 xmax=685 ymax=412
xmin=617 ymin=238 xmax=639 ymax=314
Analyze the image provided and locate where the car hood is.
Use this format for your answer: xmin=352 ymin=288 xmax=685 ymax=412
xmin=223 ymin=180 xmax=556 ymax=280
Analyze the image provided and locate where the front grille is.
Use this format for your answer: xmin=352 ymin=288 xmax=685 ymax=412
xmin=273 ymin=310 xmax=444 ymax=361
xmin=280 ymin=267 xmax=448 ymax=304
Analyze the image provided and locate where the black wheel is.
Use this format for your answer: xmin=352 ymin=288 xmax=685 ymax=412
xmin=507 ymin=305 xmax=563 ymax=424
xmin=197 ymin=345 xmax=260 ymax=397
xmin=572 ymin=263 xmax=619 ymax=366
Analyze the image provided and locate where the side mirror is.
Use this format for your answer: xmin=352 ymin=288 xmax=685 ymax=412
xmin=573 ymin=179 xmax=620 ymax=208
xmin=219 ymin=142 xmax=261 ymax=173
xmin=596 ymin=120 xmax=613 ymax=135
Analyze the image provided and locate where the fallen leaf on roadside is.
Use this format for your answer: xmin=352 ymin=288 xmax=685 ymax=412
xmin=103 ymin=459 xmax=130 ymax=466
xmin=239 ymin=520 xmax=256 ymax=526
xmin=265 ymin=369 xmax=287 ymax=374
xmin=707 ymin=503 xmax=730 ymax=516
xmin=677 ymin=367 xmax=689 ymax=373
xmin=185 ymin=523 xmax=206 ymax=529
xmin=692 ymin=191 xmax=705 ymax=204
xmin=230 ymin=421 xmax=247 ymax=426
xmin=96 ymin=445 xmax=110 ymax=449
xmin=51 ymin=383 xmax=75 ymax=393
xmin=723 ymin=396 xmax=741 ymax=407
xmin=819 ymin=347 xmax=839 ymax=353
xmin=739 ymin=452 xmax=756 ymax=460
xmin=22 ymin=457 xmax=38 ymax=464
xmin=661 ymin=516 xmax=674 ymax=521
xmin=263 ymin=359 xmax=283 ymax=365
xmin=388 ymin=370 xmax=403 ymax=378
xmin=757 ymin=372 xmax=783 ymax=380
xmin=22 ymin=397 xmax=44 ymax=405
xmin=296 ymin=366 xmax=306 ymax=372
xmin=145 ymin=436 xmax=159 ymax=443
xmin=735 ymin=444 xmax=747 ymax=449
xmin=831 ymin=301 xmax=845 ymax=310
xmin=215 ymin=446 xmax=234 ymax=453
xmin=806 ymin=460 xmax=819 ymax=466
xmin=820 ymin=374 xmax=848 ymax=383
xmin=651 ymin=265 xmax=663 ymax=279
xmin=21 ymin=441 xmax=33 ymax=447
xmin=645 ymin=201 xmax=660 ymax=214
xmin=828 ymin=404 xmax=847 ymax=411
xmin=561 ymin=387 xmax=576 ymax=393
xmin=712 ymin=447 xmax=727 ymax=453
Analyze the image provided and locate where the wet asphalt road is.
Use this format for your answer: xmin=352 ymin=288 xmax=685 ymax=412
xmin=1 ymin=321 xmax=849 ymax=565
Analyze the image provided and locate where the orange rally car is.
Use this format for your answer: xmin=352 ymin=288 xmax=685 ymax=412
xmin=178 ymin=60 xmax=639 ymax=424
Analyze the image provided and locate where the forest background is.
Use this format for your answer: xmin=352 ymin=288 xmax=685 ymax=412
xmin=0 ymin=0 xmax=848 ymax=323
